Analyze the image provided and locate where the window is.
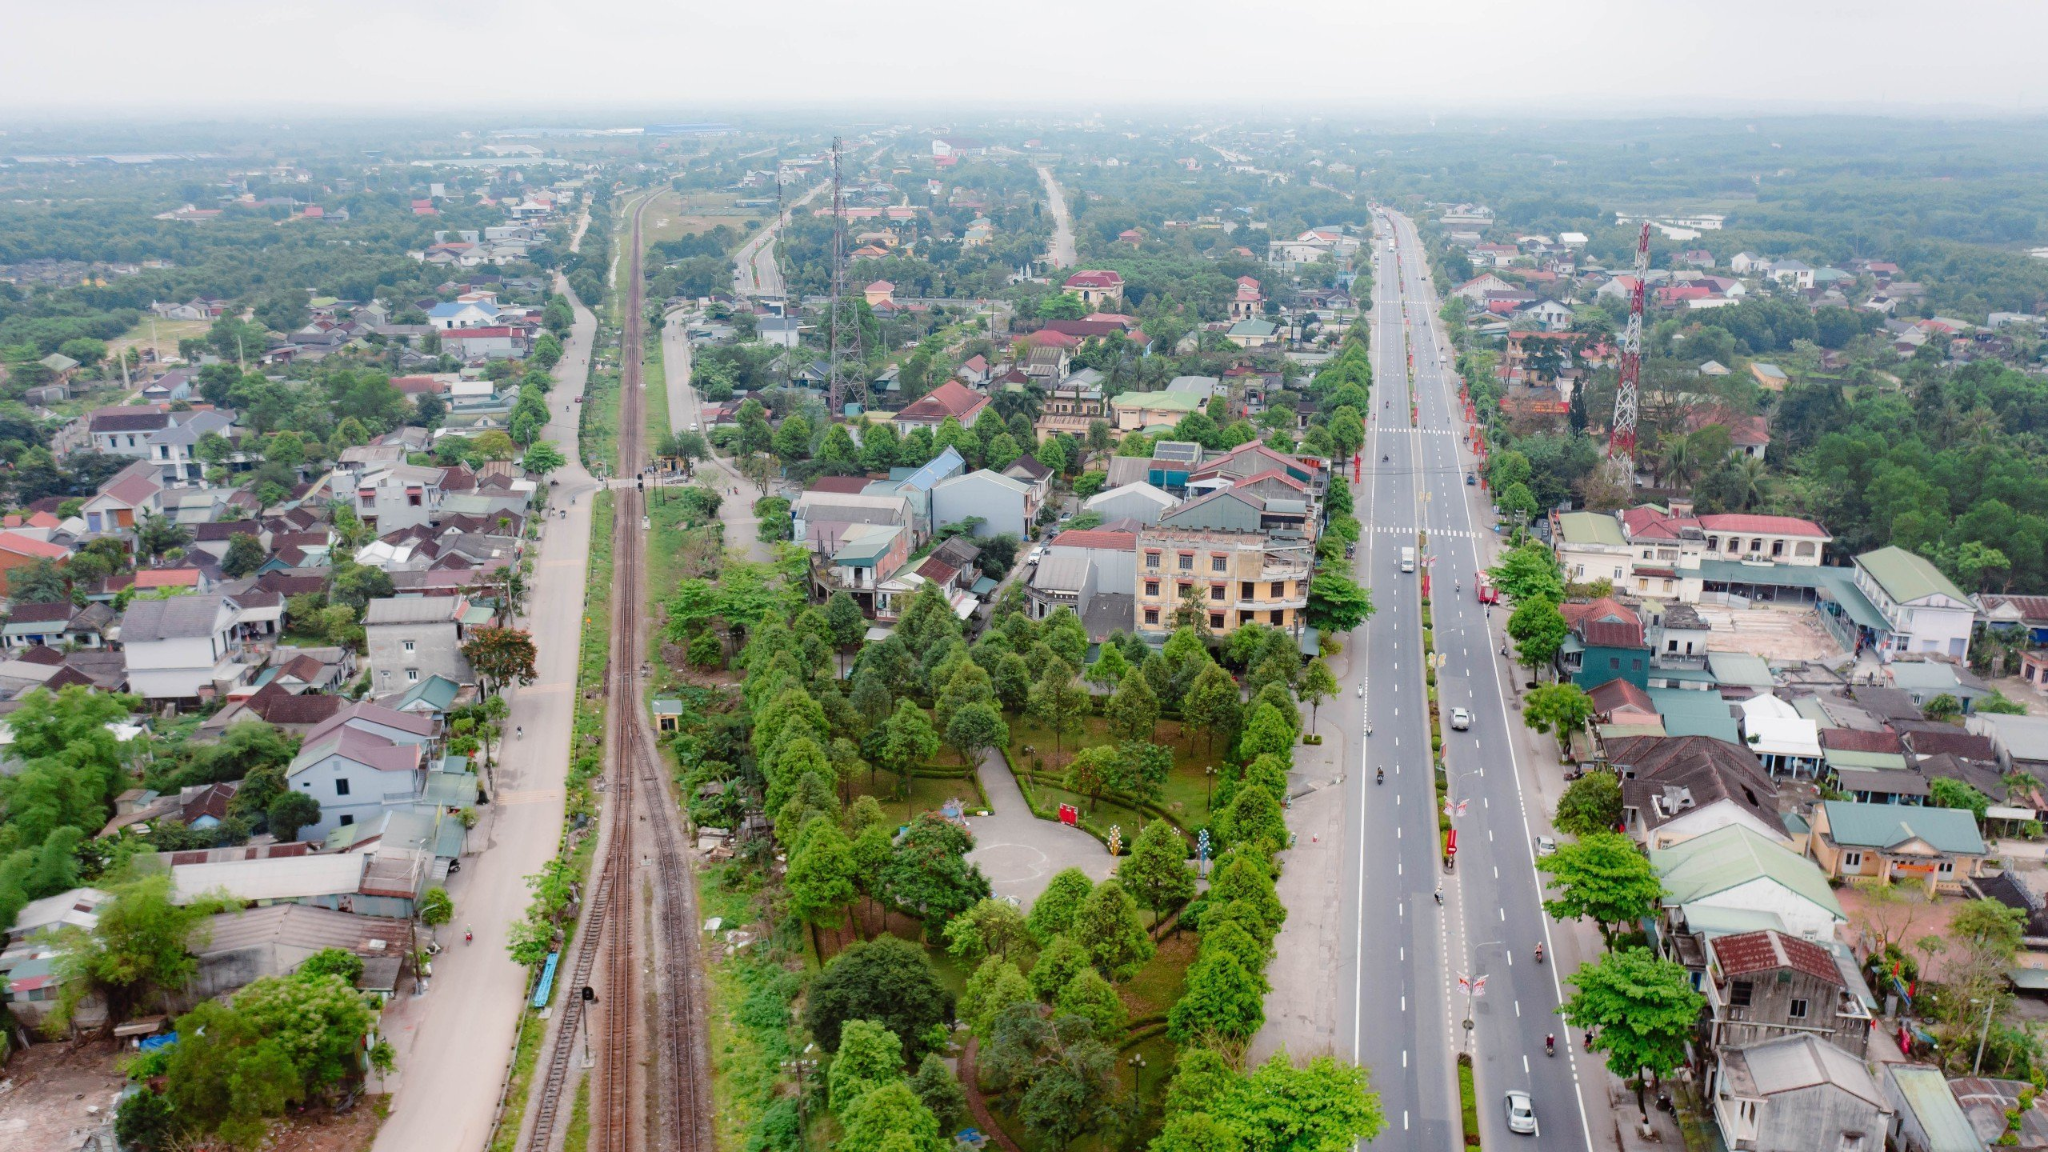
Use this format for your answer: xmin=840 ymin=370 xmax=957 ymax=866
xmin=1270 ymin=610 xmax=1283 ymax=625
xmin=1145 ymin=581 xmax=1160 ymax=597
xmin=1609 ymin=657 xmax=1621 ymax=670
xmin=335 ymin=778 xmax=351 ymax=797
xmin=1144 ymin=608 xmax=1160 ymax=626
xmin=1771 ymin=540 xmax=1785 ymax=557
xmin=402 ymin=640 xmax=416 ymax=654
xmin=1208 ymin=613 xmax=1224 ymax=630
xmin=1841 ymin=851 xmax=1862 ymax=871
xmin=1729 ymin=980 xmax=1753 ymax=1007
xmin=1178 ymin=582 xmax=1193 ymax=598
xmin=1788 ymin=998 xmax=1809 ymax=1020
xmin=1210 ymin=584 xmax=1225 ymax=602
xmin=339 ymin=814 xmax=354 ymax=827
xmin=1211 ymin=555 xmax=1227 ymax=574
xmin=1750 ymin=538 xmax=1763 ymax=553
xmin=1177 ymin=553 xmax=1194 ymax=572
xmin=1937 ymin=859 xmax=1954 ymax=875
xmin=407 ymin=669 xmax=420 ymax=683
xmin=1146 ymin=552 xmax=1160 ymax=570
xmin=1271 ymin=581 xmax=1285 ymax=597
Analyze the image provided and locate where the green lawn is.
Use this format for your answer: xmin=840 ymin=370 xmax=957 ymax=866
xmin=1006 ymin=713 xmax=1230 ymax=834
xmin=847 ymin=769 xmax=985 ymax=825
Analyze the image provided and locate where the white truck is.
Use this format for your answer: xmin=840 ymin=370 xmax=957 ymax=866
xmin=1400 ymin=546 xmax=1416 ymax=573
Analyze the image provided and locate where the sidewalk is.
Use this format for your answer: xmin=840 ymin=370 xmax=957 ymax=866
xmin=368 ymin=267 xmax=601 ymax=1152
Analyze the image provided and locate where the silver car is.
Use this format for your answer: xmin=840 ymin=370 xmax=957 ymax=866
xmin=1449 ymin=707 xmax=1473 ymax=731
xmin=1505 ymin=1090 xmax=1537 ymax=1135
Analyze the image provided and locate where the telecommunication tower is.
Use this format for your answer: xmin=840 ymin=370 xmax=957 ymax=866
xmin=1608 ymin=221 xmax=1652 ymax=474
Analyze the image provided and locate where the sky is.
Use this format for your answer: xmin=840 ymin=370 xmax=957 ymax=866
xmin=9 ymin=0 xmax=2048 ymax=119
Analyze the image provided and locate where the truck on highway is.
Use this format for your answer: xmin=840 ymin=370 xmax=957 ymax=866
xmin=1400 ymin=546 xmax=1415 ymax=573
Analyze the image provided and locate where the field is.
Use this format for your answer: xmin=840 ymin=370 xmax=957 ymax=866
xmin=1006 ymin=714 xmax=1229 ymax=836
xmin=643 ymin=188 xmax=767 ymax=246
xmin=108 ymin=316 xmax=210 ymax=362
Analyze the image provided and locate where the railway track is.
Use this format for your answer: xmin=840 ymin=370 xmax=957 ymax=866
xmin=524 ymin=190 xmax=712 ymax=1152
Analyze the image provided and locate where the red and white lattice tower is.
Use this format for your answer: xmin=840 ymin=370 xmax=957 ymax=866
xmin=1608 ymin=221 xmax=1652 ymax=472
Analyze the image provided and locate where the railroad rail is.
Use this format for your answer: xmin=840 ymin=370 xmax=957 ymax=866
xmin=524 ymin=190 xmax=712 ymax=1152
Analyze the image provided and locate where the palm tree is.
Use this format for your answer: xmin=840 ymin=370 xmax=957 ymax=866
xmin=991 ymin=385 xmax=1042 ymax=425
xmin=1730 ymin=455 xmax=1771 ymax=511
xmin=1657 ymin=435 xmax=1696 ymax=490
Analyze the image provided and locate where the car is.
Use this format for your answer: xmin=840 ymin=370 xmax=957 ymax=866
xmin=1466 ymin=472 xmax=1477 ymax=485
xmin=1505 ymin=1090 xmax=1537 ymax=1135
xmin=1449 ymin=707 xmax=1473 ymax=731
xmin=1535 ymin=836 xmax=1558 ymax=858
xmin=1025 ymin=547 xmax=1044 ymax=566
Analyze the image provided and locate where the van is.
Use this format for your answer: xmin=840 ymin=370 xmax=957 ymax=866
xmin=1400 ymin=547 xmax=1416 ymax=573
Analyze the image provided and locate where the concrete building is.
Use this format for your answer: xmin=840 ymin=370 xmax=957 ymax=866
xmin=364 ymin=597 xmax=477 ymax=693
xmin=1084 ymin=482 xmax=1177 ymax=526
xmin=1852 ymin=546 xmax=1976 ymax=662
xmin=1806 ymin=800 xmax=1988 ymax=892
xmin=1700 ymin=930 xmax=1872 ymax=1058
xmin=1652 ymin=824 xmax=1846 ymax=943
xmin=931 ymin=469 xmax=1032 ymax=540
xmin=1712 ymin=1034 xmax=1891 ymax=1152
xmin=120 ymin=592 xmax=248 ymax=702
xmin=1134 ymin=527 xmax=1313 ymax=639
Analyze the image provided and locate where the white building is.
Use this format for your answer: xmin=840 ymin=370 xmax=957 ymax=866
xmin=1852 ymin=547 xmax=1976 ymax=662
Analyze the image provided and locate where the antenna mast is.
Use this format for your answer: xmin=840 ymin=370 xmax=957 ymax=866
xmin=1608 ymin=221 xmax=1651 ymax=474
xmin=826 ymin=137 xmax=850 ymax=416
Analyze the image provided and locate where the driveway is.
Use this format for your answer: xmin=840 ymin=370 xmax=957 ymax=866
xmin=962 ymin=749 xmax=1113 ymax=910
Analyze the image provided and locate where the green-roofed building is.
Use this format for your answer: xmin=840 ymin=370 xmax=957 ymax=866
xmin=1851 ymin=546 xmax=1977 ymax=663
xmin=1810 ymin=799 xmax=1988 ymax=889
xmin=1651 ymin=824 xmax=1844 ymax=941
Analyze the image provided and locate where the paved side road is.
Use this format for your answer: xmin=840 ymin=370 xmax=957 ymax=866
xmin=368 ymin=271 xmax=601 ymax=1152
xmin=962 ymin=749 xmax=1113 ymax=910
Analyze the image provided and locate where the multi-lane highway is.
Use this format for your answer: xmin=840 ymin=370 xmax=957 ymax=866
xmin=1335 ymin=213 xmax=1598 ymax=1150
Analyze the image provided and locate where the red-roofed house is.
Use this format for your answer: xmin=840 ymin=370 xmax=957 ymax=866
xmin=863 ymin=280 xmax=895 ymax=307
xmin=1695 ymin=514 xmax=1829 ymax=565
xmin=0 ymin=533 xmax=70 ymax=595
xmin=893 ymin=380 xmax=990 ymax=430
xmin=1685 ymin=407 xmax=1771 ymax=461
xmin=1061 ymin=270 xmax=1124 ymax=309
xmin=1700 ymin=930 xmax=1867 ymax=1057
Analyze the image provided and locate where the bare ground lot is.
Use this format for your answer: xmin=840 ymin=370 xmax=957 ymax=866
xmin=0 ymin=1039 xmax=385 ymax=1152
xmin=1694 ymin=602 xmax=1848 ymax=664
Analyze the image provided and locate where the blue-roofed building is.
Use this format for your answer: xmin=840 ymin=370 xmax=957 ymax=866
xmin=427 ymin=299 xmax=501 ymax=331
xmin=893 ymin=446 xmax=965 ymax=535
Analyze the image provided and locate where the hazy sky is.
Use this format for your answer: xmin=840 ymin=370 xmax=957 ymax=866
xmin=10 ymin=0 xmax=2048 ymax=118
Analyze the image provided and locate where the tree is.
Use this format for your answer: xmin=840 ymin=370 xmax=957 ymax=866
xmin=876 ymin=698 xmax=939 ymax=801
xmin=1028 ymin=868 xmax=1093 ymax=943
xmin=523 ymin=441 xmax=566 ymax=475
xmin=1299 ymin=658 xmax=1339 ymax=734
xmin=960 ymin=955 xmax=1034 ymax=1039
xmin=1236 ymin=703 xmax=1295 ymax=764
xmin=1168 ymin=950 xmax=1267 ymax=1048
xmin=945 ymin=700 xmax=1009 ymax=770
xmin=459 ymin=626 xmax=540 ymax=696
xmin=825 ymin=591 xmax=868 ymax=672
xmin=881 ymin=813 xmax=991 ymax=938
xmin=1069 ymin=877 xmax=1154 ymax=981
xmin=53 ymin=874 xmax=207 ymax=1033
xmin=1559 ymin=948 xmax=1704 ymax=1122
xmin=136 ymin=513 xmax=192 ymax=560
xmin=1507 ymin=598 xmax=1569 ymax=676
xmin=1065 ymin=746 xmax=1121 ymax=815
xmin=1026 ymin=661 xmax=1089 ymax=758
xmin=1086 ymin=642 xmax=1130 ymax=692
xmin=828 ymin=1018 xmax=906 ymax=1109
xmin=1489 ymin=543 xmax=1565 ymax=606
xmin=220 ymin=533 xmax=267 ymax=579
xmin=1931 ymin=777 xmax=1993 ymax=822
xmin=1305 ymin=571 xmax=1374 ymax=634
xmin=297 ymin=947 xmax=364 ymax=985
xmin=1057 ymin=968 xmax=1127 ymax=1040
xmin=1523 ymin=682 xmax=1593 ymax=738
xmin=1217 ymin=782 xmax=1289 ymax=857
xmin=837 ymin=1080 xmax=942 ymax=1152
xmin=803 ymin=936 xmax=955 ymax=1060
xmin=788 ymin=817 xmax=860 ymax=954
xmin=1104 ymin=671 xmax=1160 ymax=744
xmin=1182 ymin=664 xmax=1243 ymax=756
xmin=1028 ymin=934 xmax=1089 ymax=1002
xmin=162 ymin=998 xmax=304 ymax=1145
xmin=910 ymin=1052 xmax=967 ymax=1134
xmin=266 ymin=790 xmax=323 ymax=842
xmin=1555 ymin=771 xmax=1623 ymax=837
xmin=7 ymin=558 xmax=68 ymax=604
xmin=1538 ymin=831 xmax=1663 ymax=948
xmin=1120 ymin=819 xmax=1194 ymax=924
xmin=943 ymin=897 xmax=1031 ymax=964
xmin=417 ymin=886 xmax=454 ymax=928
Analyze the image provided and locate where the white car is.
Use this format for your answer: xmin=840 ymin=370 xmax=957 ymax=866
xmin=1505 ymin=1090 xmax=1537 ymax=1135
xmin=1535 ymin=836 xmax=1558 ymax=858
xmin=1449 ymin=707 xmax=1473 ymax=731
xmin=1025 ymin=547 xmax=1044 ymax=566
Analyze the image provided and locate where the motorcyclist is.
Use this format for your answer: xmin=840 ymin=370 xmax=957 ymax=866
xmin=1535 ymin=943 xmax=1544 ymax=964
xmin=1545 ymin=1034 xmax=1556 ymax=1056
xmin=1376 ymin=767 xmax=1384 ymax=785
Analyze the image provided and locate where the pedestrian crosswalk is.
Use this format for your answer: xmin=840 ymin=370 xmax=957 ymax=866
xmin=1358 ymin=525 xmax=1482 ymax=539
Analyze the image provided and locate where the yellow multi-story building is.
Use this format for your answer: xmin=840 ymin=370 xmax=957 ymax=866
xmin=1134 ymin=527 xmax=1313 ymax=638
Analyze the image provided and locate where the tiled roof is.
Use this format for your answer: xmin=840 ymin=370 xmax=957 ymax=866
xmin=1606 ymin=734 xmax=1779 ymax=833
xmin=1696 ymin=513 xmax=1828 ymax=538
xmin=1051 ymin=529 xmax=1138 ymax=551
xmin=895 ymin=380 xmax=986 ymax=423
xmin=1588 ymin=677 xmax=1657 ymax=715
xmin=1858 ymin=545 xmax=1968 ymax=605
xmin=1712 ymin=929 xmax=1843 ymax=985
xmin=1561 ymin=597 xmax=1643 ymax=648
xmin=1820 ymin=727 xmax=1903 ymax=755
xmin=1901 ymin=729 xmax=1996 ymax=761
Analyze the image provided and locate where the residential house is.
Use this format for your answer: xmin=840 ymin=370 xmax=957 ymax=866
xmin=120 ymin=592 xmax=247 ymax=702
xmin=352 ymin=464 xmax=447 ymax=535
xmin=1963 ymin=712 xmax=2048 ymax=780
xmin=1712 ymin=1035 xmax=1890 ymax=1152
xmin=1606 ymin=735 xmax=1785 ymax=850
xmin=893 ymin=379 xmax=989 ymax=430
xmin=1135 ymin=527 xmax=1313 ymax=639
xmin=931 ymin=469 xmax=1031 ymax=540
xmin=364 ymin=597 xmax=476 ymax=693
xmin=1 ymin=602 xmax=111 ymax=651
xmin=1852 ymin=547 xmax=1976 ymax=662
xmin=1700 ymin=930 xmax=1872 ymax=1057
xmin=1652 ymin=824 xmax=1847 ymax=943
xmin=1001 ymin=456 xmax=1054 ymax=520
xmin=89 ymin=407 xmax=173 ymax=458
xmin=1738 ymin=695 xmax=1824 ymax=778
xmin=284 ymin=725 xmax=427 ymax=841
xmin=1061 ymin=270 xmax=1124 ymax=309
xmin=1885 ymin=1065 xmax=1988 ymax=1152
xmin=1560 ymin=597 xmax=1651 ymax=691
xmin=1109 ymin=389 xmax=1204 ymax=434
xmin=0 ymin=533 xmax=71 ymax=596
xmin=1806 ymin=800 xmax=1988 ymax=891
xmin=190 ymin=903 xmax=412 ymax=1000
xmin=1947 ymin=1075 xmax=2048 ymax=1151
xmin=807 ymin=522 xmax=911 ymax=618
xmin=162 ymin=850 xmax=428 ymax=921
xmin=80 ymin=460 xmax=166 ymax=534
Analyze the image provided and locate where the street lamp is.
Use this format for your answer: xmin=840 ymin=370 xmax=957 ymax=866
xmin=1462 ymin=940 xmax=1513 ymax=1052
